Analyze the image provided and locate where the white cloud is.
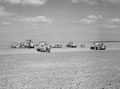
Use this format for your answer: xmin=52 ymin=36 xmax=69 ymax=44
xmin=2 ymin=0 xmax=47 ymax=5
xmin=3 ymin=0 xmax=21 ymax=4
xmin=80 ymin=18 xmax=96 ymax=24
xmin=0 ymin=6 xmax=13 ymax=17
xmin=97 ymin=24 xmax=120 ymax=29
xmin=0 ymin=6 xmax=5 ymax=10
xmin=72 ymin=0 xmax=79 ymax=3
xmin=76 ymin=14 xmax=120 ymax=30
xmin=87 ymin=15 xmax=98 ymax=19
xmin=109 ymin=18 xmax=120 ymax=23
xmin=105 ymin=0 xmax=120 ymax=4
xmin=87 ymin=15 xmax=102 ymax=19
xmin=72 ymin=0 xmax=120 ymax=5
xmin=79 ymin=15 xmax=103 ymax=24
xmin=12 ymin=16 xmax=54 ymax=25
xmin=0 ymin=6 xmax=53 ymax=25
xmin=22 ymin=16 xmax=53 ymax=23
xmin=1 ymin=21 xmax=12 ymax=25
xmin=72 ymin=0 xmax=96 ymax=5
xmin=0 ymin=6 xmax=15 ymax=25
xmin=22 ymin=0 xmax=47 ymax=5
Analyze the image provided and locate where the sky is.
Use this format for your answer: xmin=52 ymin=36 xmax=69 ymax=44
xmin=0 ymin=0 xmax=120 ymax=43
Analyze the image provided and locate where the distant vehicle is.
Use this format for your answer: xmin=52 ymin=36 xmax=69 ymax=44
xmin=11 ymin=42 xmax=20 ymax=48
xmin=66 ymin=41 xmax=77 ymax=48
xmin=37 ymin=45 xmax=51 ymax=52
xmin=19 ymin=42 xmax=25 ymax=48
xmin=36 ymin=41 xmax=48 ymax=46
xmin=52 ymin=44 xmax=63 ymax=48
xmin=24 ymin=39 xmax=35 ymax=48
xmin=36 ymin=42 xmax=51 ymax=52
xmin=10 ymin=39 xmax=35 ymax=49
xmin=80 ymin=44 xmax=85 ymax=48
xmin=90 ymin=42 xmax=106 ymax=50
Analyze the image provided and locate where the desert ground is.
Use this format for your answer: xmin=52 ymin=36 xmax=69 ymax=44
xmin=0 ymin=48 xmax=120 ymax=89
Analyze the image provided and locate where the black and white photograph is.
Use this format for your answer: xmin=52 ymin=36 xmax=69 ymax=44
xmin=0 ymin=0 xmax=120 ymax=89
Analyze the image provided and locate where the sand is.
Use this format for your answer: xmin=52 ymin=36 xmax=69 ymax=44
xmin=0 ymin=48 xmax=91 ymax=55
xmin=0 ymin=48 xmax=120 ymax=89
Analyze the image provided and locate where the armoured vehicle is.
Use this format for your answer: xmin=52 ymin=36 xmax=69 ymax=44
xmin=11 ymin=42 xmax=20 ymax=48
xmin=52 ymin=44 xmax=63 ymax=48
xmin=10 ymin=39 xmax=35 ymax=49
xmin=66 ymin=41 xmax=77 ymax=48
xmin=90 ymin=42 xmax=106 ymax=50
xmin=36 ymin=41 xmax=51 ymax=52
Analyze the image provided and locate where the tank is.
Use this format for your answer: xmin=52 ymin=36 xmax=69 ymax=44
xmin=10 ymin=39 xmax=35 ymax=49
xmin=10 ymin=42 xmax=20 ymax=48
xmin=66 ymin=41 xmax=77 ymax=48
xmin=90 ymin=42 xmax=106 ymax=50
xmin=52 ymin=44 xmax=63 ymax=48
xmin=36 ymin=42 xmax=51 ymax=52
xmin=24 ymin=39 xmax=35 ymax=48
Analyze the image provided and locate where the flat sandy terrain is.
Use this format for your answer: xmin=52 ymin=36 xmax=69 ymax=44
xmin=0 ymin=48 xmax=91 ymax=55
xmin=0 ymin=48 xmax=120 ymax=89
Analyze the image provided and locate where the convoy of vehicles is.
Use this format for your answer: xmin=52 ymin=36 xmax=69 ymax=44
xmin=10 ymin=39 xmax=107 ymax=52
xmin=10 ymin=39 xmax=35 ymax=49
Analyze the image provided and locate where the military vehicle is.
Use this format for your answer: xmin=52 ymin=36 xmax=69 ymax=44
xmin=36 ymin=41 xmax=51 ymax=52
xmin=66 ymin=41 xmax=77 ymax=48
xmin=24 ymin=39 xmax=34 ymax=48
xmin=10 ymin=42 xmax=20 ymax=48
xmin=10 ymin=39 xmax=35 ymax=49
xmin=90 ymin=42 xmax=106 ymax=50
xmin=52 ymin=44 xmax=63 ymax=48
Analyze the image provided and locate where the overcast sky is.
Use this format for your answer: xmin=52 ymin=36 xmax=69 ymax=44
xmin=0 ymin=0 xmax=120 ymax=42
